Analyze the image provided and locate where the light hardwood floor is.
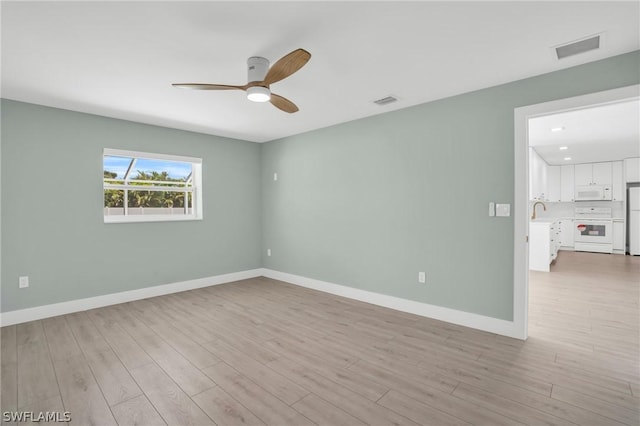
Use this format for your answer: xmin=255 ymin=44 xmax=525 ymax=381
xmin=1 ymin=251 xmax=638 ymax=425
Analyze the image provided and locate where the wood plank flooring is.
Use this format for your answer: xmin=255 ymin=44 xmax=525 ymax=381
xmin=1 ymin=250 xmax=638 ymax=425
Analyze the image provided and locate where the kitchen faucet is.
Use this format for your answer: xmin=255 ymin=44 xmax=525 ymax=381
xmin=531 ymin=201 xmax=546 ymax=220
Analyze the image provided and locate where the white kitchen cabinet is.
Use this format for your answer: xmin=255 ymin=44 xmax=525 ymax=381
xmin=559 ymin=219 xmax=574 ymax=249
xmin=574 ymin=164 xmax=593 ymax=186
xmin=546 ymin=166 xmax=561 ymax=202
xmin=530 ymin=219 xmax=561 ymax=272
xmin=613 ymin=220 xmax=625 ymax=253
xmin=612 ymin=161 xmax=624 ymax=201
xmin=529 ymin=148 xmax=547 ymax=200
xmin=575 ymin=162 xmax=612 ymax=186
xmin=560 ymin=164 xmax=575 ymax=202
xmin=624 ymin=157 xmax=640 ymax=183
xmin=593 ymin=162 xmax=612 ymax=185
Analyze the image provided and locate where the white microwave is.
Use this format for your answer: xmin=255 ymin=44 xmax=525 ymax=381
xmin=575 ymin=185 xmax=612 ymax=201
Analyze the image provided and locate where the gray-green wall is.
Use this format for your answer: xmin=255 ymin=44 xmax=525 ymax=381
xmin=1 ymin=100 xmax=262 ymax=312
xmin=261 ymin=51 xmax=640 ymax=321
xmin=3 ymin=51 xmax=638 ymax=319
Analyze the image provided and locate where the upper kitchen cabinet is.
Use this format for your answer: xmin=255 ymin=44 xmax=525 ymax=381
xmin=574 ymin=164 xmax=592 ymax=186
xmin=546 ymin=166 xmax=561 ymax=202
xmin=593 ymin=162 xmax=613 ymax=185
xmin=575 ymin=162 xmax=612 ymax=186
xmin=612 ymin=161 xmax=624 ymax=201
xmin=529 ymin=148 xmax=547 ymax=200
xmin=560 ymin=164 xmax=574 ymax=202
xmin=625 ymin=157 xmax=640 ymax=183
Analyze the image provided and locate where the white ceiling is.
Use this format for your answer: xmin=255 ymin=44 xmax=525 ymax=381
xmin=2 ymin=1 xmax=639 ymax=143
xmin=529 ymin=99 xmax=640 ymax=165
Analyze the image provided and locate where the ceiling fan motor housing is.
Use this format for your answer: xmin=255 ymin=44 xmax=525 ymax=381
xmin=247 ymin=57 xmax=269 ymax=83
xmin=246 ymin=56 xmax=271 ymax=102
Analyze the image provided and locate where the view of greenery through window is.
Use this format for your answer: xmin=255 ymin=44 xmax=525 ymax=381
xmin=103 ymin=170 xmax=193 ymax=208
xmin=103 ymin=154 xmax=194 ymax=213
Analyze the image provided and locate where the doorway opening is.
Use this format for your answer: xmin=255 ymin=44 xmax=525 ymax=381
xmin=513 ymin=84 xmax=639 ymax=340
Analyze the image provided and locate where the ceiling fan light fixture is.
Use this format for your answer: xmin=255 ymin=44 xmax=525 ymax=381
xmin=247 ymin=86 xmax=271 ymax=102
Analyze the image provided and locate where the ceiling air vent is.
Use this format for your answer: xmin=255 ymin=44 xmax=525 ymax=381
xmin=373 ymin=96 xmax=398 ymax=106
xmin=555 ymin=34 xmax=601 ymax=60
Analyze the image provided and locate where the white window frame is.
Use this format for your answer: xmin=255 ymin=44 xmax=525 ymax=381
xmin=103 ymin=148 xmax=203 ymax=224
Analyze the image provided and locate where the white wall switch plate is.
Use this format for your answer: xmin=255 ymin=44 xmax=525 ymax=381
xmin=496 ymin=203 xmax=511 ymax=217
xmin=267 ymin=248 xmax=271 ymax=257
xmin=273 ymin=172 xmax=278 ymax=181
xmin=19 ymin=276 xmax=29 ymax=288
xmin=418 ymin=272 xmax=426 ymax=283
xmin=488 ymin=202 xmax=495 ymax=217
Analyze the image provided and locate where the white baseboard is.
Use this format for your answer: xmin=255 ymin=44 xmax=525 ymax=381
xmin=2 ymin=267 xmax=521 ymax=339
xmin=263 ymin=269 xmax=522 ymax=339
xmin=0 ymin=268 xmax=266 ymax=326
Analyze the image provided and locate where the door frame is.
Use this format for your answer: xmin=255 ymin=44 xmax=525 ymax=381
xmin=512 ymin=84 xmax=639 ymax=340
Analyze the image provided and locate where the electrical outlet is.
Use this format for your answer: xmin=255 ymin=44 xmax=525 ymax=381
xmin=19 ymin=276 xmax=29 ymax=288
xmin=418 ymin=272 xmax=426 ymax=284
xmin=267 ymin=248 xmax=271 ymax=257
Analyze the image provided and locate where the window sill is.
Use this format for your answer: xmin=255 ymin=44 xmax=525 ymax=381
xmin=104 ymin=215 xmax=203 ymax=224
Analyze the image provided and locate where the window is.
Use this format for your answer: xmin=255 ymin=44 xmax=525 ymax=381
xmin=103 ymin=148 xmax=202 ymax=223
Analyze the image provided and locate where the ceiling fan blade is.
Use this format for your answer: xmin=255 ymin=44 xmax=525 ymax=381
xmin=270 ymin=94 xmax=299 ymax=113
xmin=172 ymin=83 xmax=246 ymax=90
xmin=263 ymin=49 xmax=311 ymax=85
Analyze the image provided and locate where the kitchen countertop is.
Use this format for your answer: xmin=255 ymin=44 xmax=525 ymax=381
xmin=530 ymin=218 xmax=558 ymax=224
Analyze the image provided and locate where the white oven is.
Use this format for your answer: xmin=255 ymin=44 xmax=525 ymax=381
xmin=574 ymin=207 xmax=613 ymax=254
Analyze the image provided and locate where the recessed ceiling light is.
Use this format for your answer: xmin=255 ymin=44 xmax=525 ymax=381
xmin=564 ymin=157 xmax=572 ymax=161
xmin=559 ymin=146 xmax=568 ymax=150
xmin=551 ymin=127 xmax=565 ymax=132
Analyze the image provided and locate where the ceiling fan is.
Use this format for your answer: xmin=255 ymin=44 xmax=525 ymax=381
xmin=173 ymin=48 xmax=311 ymax=113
